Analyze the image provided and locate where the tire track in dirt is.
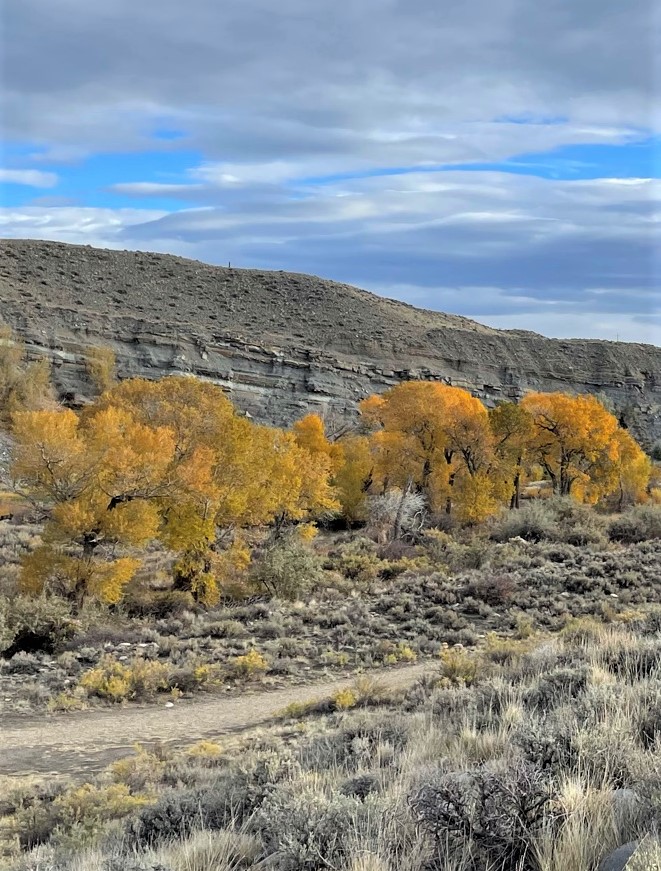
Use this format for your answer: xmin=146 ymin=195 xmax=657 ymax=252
xmin=0 ymin=662 xmax=433 ymax=778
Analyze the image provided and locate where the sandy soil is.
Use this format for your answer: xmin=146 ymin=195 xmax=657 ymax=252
xmin=0 ymin=662 xmax=432 ymax=778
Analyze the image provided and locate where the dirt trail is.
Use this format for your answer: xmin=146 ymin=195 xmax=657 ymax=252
xmin=0 ymin=663 xmax=433 ymax=779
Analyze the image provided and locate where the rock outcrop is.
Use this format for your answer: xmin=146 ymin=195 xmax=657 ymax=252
xmin=1 ymin=238 xmax=659 ymax=446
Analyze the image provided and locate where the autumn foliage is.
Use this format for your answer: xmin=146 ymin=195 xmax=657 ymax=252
xmin=3 ymin=364 xmax=653 ymax=609
xmin=10 ymin=377 xmax=336 ymax=607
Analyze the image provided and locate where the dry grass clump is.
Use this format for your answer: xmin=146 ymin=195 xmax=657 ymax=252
xmin=5 ymin=623 xmax=661 ymax=871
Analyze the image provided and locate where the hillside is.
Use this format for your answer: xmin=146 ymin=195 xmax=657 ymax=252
xmin=0 ymin=238 xmax=660 ymax=444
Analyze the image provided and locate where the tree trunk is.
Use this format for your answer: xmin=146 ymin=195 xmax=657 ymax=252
xmin=392 ymin=477 xmax=412 ymax=541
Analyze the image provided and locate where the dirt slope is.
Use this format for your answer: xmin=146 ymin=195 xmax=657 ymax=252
xmin=0 ymin=238 xmax=659 ymax=444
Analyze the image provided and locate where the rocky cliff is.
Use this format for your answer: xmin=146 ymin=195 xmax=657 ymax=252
xmin=1 ymin=238 xmax=659 ymax=446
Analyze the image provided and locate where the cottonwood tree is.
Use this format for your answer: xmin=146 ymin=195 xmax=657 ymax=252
xmin=521 ymin=392 xmax=622 ymax=500
xmin=13 ymin=377 xmax=339 ymax=607
xmin=12 ymin=406 xmax=174 ymax=605
xmin=333 ymin=434 xmax=373 ymax=522
xmin=489 ymin=401 xmax=535 ymax=509
xmin=98 ymin=379 xmax=337 ymax=603
xmin=360 ymin=382 xmax=501 ymax=522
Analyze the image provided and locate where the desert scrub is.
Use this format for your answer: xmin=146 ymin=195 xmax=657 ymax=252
xmin=12 ymin=782 xmax=152 ymax=852
xmin=333 ymin=687 xmax=358 ymax=710
xmin=488 ymin=497 xmax=607 ymax=546
xmin=80 ymin=655 xmax=170 ymax=702
xmin=231 ymin=648 xmax=269 ymax=678
xmin=0 ymin=595 xmax=77 ymax=657
xmin=608 ymin=504 xmax=661 ymax=543
xmin=375 ymin=640 xmax=417 ymax=665
xmin=250 ymin=532 xmax=325 ymax=599
xmin=325 ymin=537 xmax=386 ymax=585
xmin=438 ymin=646 xmax=485 ymax=685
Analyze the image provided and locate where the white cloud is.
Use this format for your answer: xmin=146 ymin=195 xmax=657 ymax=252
xmin=1 ymin=0 xmax=658 ymax=342
xmin=0 ymin=168 xmax=58 ymax=187
xmin=1 ymin=168 xmax=657 ymax=342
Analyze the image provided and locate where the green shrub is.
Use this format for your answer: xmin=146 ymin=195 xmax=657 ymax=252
xmin=609 ymin=505 xmax=661 ymax=543
xmin=251 ymin=533 xmax=325 ymax=600
xmin=0 ymin=595 xmax=77 ymax=657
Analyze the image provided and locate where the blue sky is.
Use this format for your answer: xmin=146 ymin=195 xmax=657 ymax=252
xmin=1 ymin=0 xmax=659 ymax=343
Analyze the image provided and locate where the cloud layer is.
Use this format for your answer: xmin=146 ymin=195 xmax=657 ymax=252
xmin=1 ymin=0 xmax=659 ymax=342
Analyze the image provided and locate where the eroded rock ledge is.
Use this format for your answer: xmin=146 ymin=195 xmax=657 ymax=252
xmin=1 ymin=239 xmax=659 ymax=446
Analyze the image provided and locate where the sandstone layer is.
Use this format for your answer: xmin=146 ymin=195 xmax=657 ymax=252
xmin=0 ymin=239 xmax=659 ymax=446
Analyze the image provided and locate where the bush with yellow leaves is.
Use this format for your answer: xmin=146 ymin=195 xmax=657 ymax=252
xmin=231 ymin=649 xmax=269 ymax=679
xmin=80 ymin=655 xmax=170 ymax=703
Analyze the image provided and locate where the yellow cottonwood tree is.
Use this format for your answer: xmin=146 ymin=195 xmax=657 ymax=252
xmin=333 ymin=434 xmax=373 ymax=522
xmin=489 ymin=401 xmax=535 ymax=508
xmin=360 ymin=382 xmax=500 ymax=521
xmin=520 ymin=392 xmax=621 ymax=500
xmin=13 ymin=406 xmax=174 ymax=605
xmin=90 ymin=377 xmax=337 ymax=603
xmin=293 ymin=414 xmax=343 ymax=472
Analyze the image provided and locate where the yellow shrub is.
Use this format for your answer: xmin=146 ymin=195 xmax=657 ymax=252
xmin=484 ymin=633 xmax=535 ymax=665
xmin=395 ymin=642 xmax=417 ymax=662
xmin=47 ymin=691 xmax=85 ymax=713
xmin=193 ymin=663 xmax=224 ymax=687
xmin=277 ymin=698 xmax=323 ymax=719
xmin=333 ymin=688 xmax=358 ymax=710
xmin=54 ymin=783 xmax=150 ymax=826
xmin=110 ymin=746 xmax=166 ymax=788
xmin=322 ymin=651 xmax=351 ymax=667
xmin=296 ymin=522 xmax=318 ymax=542
xmin=232 ymin=648 xmax=269 ymax=678
xmin=80 ymin=656 xmax=170 ymax=702
xmin=439 ymin=647 xmax=483 ymax=685
xmin=186 ymin=740 xmax=223 ymax=759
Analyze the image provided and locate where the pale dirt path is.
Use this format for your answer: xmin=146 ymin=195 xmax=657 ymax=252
xmin=0 ymin=662 xmax=433 ymax=779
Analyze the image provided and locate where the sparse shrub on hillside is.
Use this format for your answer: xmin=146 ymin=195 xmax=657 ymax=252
xmin=250 ymin=532 xmax=325 ymax=600
xmin=609 ymin=504 xmax=661 ymax=543
xmin=0 ymin=595 xmax=76 ymax=657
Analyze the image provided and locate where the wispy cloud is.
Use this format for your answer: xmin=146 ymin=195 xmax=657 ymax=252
xmin=0 ymin=168 xmax=58 ymax=187
xmin=0 ymin=0 xmax=658 ymax=342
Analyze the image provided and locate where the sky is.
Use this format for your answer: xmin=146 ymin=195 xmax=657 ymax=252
xmin=1 ymin=0 xmax=659 ymax=343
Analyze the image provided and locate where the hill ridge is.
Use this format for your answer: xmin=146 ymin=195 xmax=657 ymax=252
xmin=0 ymin=238 xmax=659 ymax=446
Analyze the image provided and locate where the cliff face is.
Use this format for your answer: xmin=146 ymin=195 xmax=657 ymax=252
xmin=1 ymin=238 xmax=659 ymax=446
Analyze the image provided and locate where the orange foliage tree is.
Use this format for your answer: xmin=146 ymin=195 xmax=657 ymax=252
xmin=12 ymin=406 xmax=174 ymax=605
xmin=521 ymin=392 xmax=625 ymax=501
xmin=12 ymin=377 xmax=337 ymax=607
xmin=359 ymin=382 xmax=501 ymax=523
